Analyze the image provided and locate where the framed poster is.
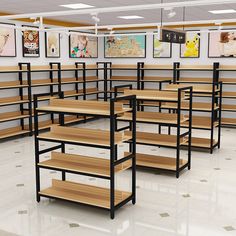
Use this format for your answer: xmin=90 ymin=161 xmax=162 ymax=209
xmin=180 ymin=32 xmax=200 ymax=58
xmin=22 ymin=26 xmax=40 ymax=57
xmin=45 ymin=32 xmax=60 ymax=58
xmin=69 ymin=31 xmax=98 ymax=58
xmin=153 ymin=34 xmax=172 ymax=58
xmin=104 ymin=34 xmax=146 ymax=58
xmin=208 ymin=30 xmax=236 ymax=58
xmin=0 ymin=23 xmax=16 ymax=57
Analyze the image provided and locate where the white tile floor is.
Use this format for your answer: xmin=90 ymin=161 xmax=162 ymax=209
xmin=0 ymin=120 xmax=236 ymax=236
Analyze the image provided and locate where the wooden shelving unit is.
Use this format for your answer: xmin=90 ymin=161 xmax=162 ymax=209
xmin=172 ymin=63 xmax=222 ymax=153
xmin=116 ymin=86 xmax=192 ymax=178
xmin=214 ymin=64 xmax=236 ymax=127
xmin=34 ymin=94 xmax=136 ymax=219
xmin=0 ymin=64 xmax=32 ymax=140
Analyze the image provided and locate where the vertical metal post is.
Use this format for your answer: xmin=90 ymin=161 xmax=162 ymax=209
xmin=131 ymin=95 xmax=136 ymax=204
xmin=176 ymin=88 xmax=181 ymax=178
xmin=110 ymin=99 xmax=115 ymax=219
xmin=188 ymin=87 xmax=193 ymax=170
xmin=33 ymin=94 xmax=40 ymax=202
xmin=218 ymin=82 xmax=222 ymax=149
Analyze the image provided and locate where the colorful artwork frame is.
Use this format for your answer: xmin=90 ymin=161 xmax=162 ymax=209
xmin=180 ymin=31 xmax=200 ymax=58
xmin=104 ymin=33 xmax=146 ymax=58
xmin=153 ymin=34 xmax=172 ymax=58
xmin=45 ymin=32 xmax=60 ymax=58
xmin=208 ymin=29 xmax=236 ymax=58
xmin=22 ymin=25 xmax=40 ymax=57
xmin=0 ymin=22 xmax=17 ymax=57
xmin=69 ymin=31 xmax=98 ymax=58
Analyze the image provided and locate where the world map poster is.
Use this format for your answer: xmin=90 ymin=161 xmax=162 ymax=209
xmin=104 ymin=35 xmax=146 ymax=58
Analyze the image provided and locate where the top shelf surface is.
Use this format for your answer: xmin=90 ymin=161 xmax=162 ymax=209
xmin=37 ymin=99 xmax=131 ymax=116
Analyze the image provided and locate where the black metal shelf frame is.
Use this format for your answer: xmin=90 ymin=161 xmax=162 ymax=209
xmin=33 ymin=92 xmax=136 ymax=219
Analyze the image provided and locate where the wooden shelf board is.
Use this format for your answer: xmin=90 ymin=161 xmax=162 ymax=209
xmin=123 ymin=89 xmax=186 ymax=102
xmin=177 ymin=77 xmax=213 ymax=83
xmin=125 ymin=152 xmax=187 ymax=171
xmin=0 ymin=66 xmax=27 ymax=73
xmin=0 ymin=81 xmax=28 ymax=89
xmin=39 ymin=179 xmax=131 ymax=209
xmin=220 ymin=78 xmax=236 ymax=84
xmin=0 ymin=96 xmax=29 ymax=106
xmin=222 ymin=92 xmax=236 ymax=98
xmin=221 ymin=118 xmax=236 ymax=125
xmin=0 ymin=126 xmax=30 ymax=139
xmin=118 ymin=111 xmax=187 ymax=125
xmin=39 ymin=152 xmax=132 ymax=177
xmin=142 ymin=65 xmax=173 ymax=70
xmin=111 ymin=64 xmax=137 ymax=69
xmin=125 ymin=131 xmax=187 ymax=147
xmin=184 ymin=137 xmax=217 ymax=148
xmin=0 ymin=111 xmax=30 ymax=122
xmin=109 ymin=76 xmax=137 ymax=81
xmin=142 ymin=76 xmax=172 ymax=82
xmin=38 ymin=126 xmax=130 ymax=146
xmin=161 ymin=102 xmax=218 ymax=111
xmin=177 ymin=65 xmax=213 ymax=71
xmin=37 ymin=99 xmax=130 ymax=116
xmin=222 ymin=104 xmax=236 ymax=111
xmin=31 ymin=79 xmax=58 ymax=87
xmin=164 ymin=84 xmax=218 ymax=93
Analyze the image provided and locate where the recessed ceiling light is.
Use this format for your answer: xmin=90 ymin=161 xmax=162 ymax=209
xmin=209 ymin=9 xmax=236 ymax=14
xmin=118 ymin=15 xmax=144 ymax=20
xmin=60 ymin=3 xmax=95 ymax=9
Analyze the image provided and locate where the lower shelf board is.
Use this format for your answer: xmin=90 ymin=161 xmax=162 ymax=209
xmin=125 ymin=152 xmax=188 ymax=171
xmin=39 ymin=179 xmax=132 ymax=209
xmin=38 ymin=152 xmax=132 ymax=177
xmin=184 ymin=137 xmax=217 ymax=148
xmin=0 ymin=126 xmax=30 ymax=139
xmin=221 ymin=118 xmax=236 ymax=126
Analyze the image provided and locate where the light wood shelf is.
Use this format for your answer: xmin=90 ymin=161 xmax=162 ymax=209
xmin=222 ymin=104 xmax=236 ymax=111
xmin=0 ymin=81 xmax=28 ymax=89
xmin=0 ymin=126 xmax=30 ymax=139
xmin=161 ymin=102 xmax=219 ymax=111
xmin=177 ymin=77 xmax=213 ymax=83
xmin=31 ymin=79 xmax=58 ymax=87
xmin=38 ymin=126 xmax=131 ymax=147
xmin=110 ymin=64 xmax=137 ymax=69
xmin=109 ymin=76 xmax=137 ymax=81
xmin=164 ymin=84 xmax=218 ymax=93
xmin=222 ymin=92 xmax=236 ymax=98
xmin=37 ymin=99 xmax=129 ymax=116
xmin=142 ymin=64 xmax=173 ymax=70
xmin=30 ymin=65 xmax=59 ymax=72
xmin=125 ymin=131 xmax=187 ymax=147
xmin=118 ymin=111 xmax=187 ymax=125
xmin=219 ymin=78 xmax=236 ymax=84
xmin=0 ymin=96 xmax=29 ymax=106
xmin=221 ymin=117 xmax=236 ymax=125
xmin=40 ymin=179 xmax=131 ymax=209
xmin=125 ymin=152 xmax=187 ymax=171
xmin=142 ymin=76 xmax=172 ymax=82
xmin=177 ymin=65 xmax=213 ymax=71
xmin=123 ymin=89 xmax=186 ymax=102
xmin=182 ymin=116 xmax=218 ymax=129
xmin=39 ymin=152 xmax=132 ymax=177
xmin=218 ymin=65 xmax=236 ymax=71
xmin=184 ymin=137 xmax=217 ymax=148
xmin=0 ymin=111 xmax=29 ymax=123
xmin=0 ymin=66 xmax=27 ymax=73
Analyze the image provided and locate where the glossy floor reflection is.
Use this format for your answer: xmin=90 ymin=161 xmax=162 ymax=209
xmin=0 ymin=120 xmax=236 ymax=236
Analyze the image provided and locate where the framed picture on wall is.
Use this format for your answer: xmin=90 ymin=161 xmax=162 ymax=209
xmin=153 ymin=34 xmax=172 ymax=58
xmin=69 ymin=31 xmax=98 ymax=58
xmin=104 ymin=34 xmax=146 ymax=58
xmin=45 ymin=32 xmax=60 ymax=58
xmin=208 ymin=30 xmax=236 ymax=58
xmin=0 ymin=23 xmax=16 ymax=57
xmin=22 ymin=25 xmax=40 ymax=57
xmin=180 ymin=32 xmax=200 ymax=58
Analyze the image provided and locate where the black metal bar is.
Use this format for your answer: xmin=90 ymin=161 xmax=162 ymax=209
xmin=110 ymin=98 xmax=115 ymax=219
xmin=218 ymin=82 xmax=222 ymax=149
xmin=188 ymin=87 xmax=193 ymax=170
xmin=114 ymin=84 xmax=133 ymax=98
xmin=33 ymin=94 xmax=40 ymax=202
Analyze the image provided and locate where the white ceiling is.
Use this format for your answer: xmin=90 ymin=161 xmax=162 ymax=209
xmin=1 ymin=0 xmax=236 ymax=25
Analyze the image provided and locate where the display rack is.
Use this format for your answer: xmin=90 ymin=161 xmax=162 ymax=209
xmin=33 ymin=92 xmax=136 ymax=219
xmin=172 ymin=63 xmax=222 ymax=153
xmin=214 ymin=63 xmax=236 ymax=128
xmin=0 ymin=64 xmax=32 ymax=140
xmin=116 ymin=85 xmax=192 ymax=178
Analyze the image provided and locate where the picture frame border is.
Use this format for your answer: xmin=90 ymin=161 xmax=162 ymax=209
xmin=0 ymin=22 xmax=17 ymax=58
xmin=45 ymin=31 xmax=61 ymax=58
